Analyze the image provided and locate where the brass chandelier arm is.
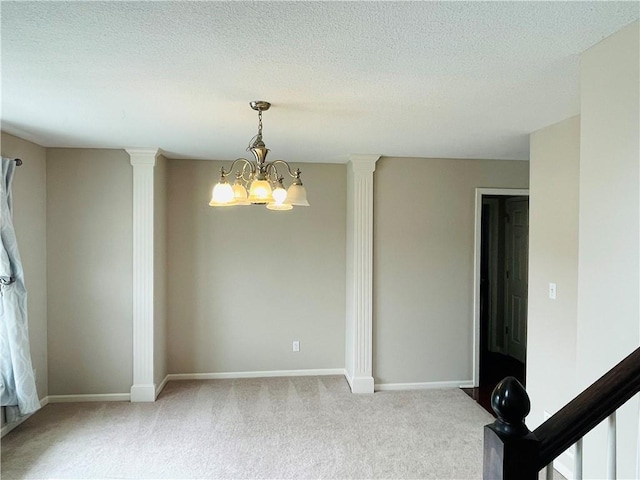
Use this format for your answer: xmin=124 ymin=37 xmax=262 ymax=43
xmin=221 ymin=158 xmax=255 ymax=178
xmin=238 ymin=161 xmax=254 ymax=183
xmin=226 ymin=159 xmax=301 ymax=183
xmin=268 ymin=160 xmax=300 ymax=178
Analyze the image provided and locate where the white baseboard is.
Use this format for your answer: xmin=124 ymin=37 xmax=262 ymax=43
xmin=375 ymin=380 xmax=474 ymax=391
xmin=167 ymin=368 xmax=346 ymax=381
xmin=155 ymin=375 xmax=169 ymax=398
xmin=1 ymin=396 xmax=50 ymax=437
xmin=2 ymin=417 xmax=25 ymax=437
xmin=47 ymin=393 xmax=130 ymax=403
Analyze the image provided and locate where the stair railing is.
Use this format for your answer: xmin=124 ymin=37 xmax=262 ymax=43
xmin=483 ymin=346 xmax=640 ymax=479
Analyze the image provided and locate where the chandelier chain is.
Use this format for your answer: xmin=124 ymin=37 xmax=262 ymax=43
xmin=257 ymin=110 xmax=263 ymax=137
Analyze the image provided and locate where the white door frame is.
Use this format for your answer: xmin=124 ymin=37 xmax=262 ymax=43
xmin=472 ymin=188 xmax=529 ymax=387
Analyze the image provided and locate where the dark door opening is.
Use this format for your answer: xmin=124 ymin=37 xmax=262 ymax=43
xmin=464 ymin=195 xmax=529 ymax=416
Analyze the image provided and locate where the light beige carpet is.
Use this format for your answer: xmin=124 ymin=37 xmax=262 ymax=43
xmin=2 ymin=376 xmax=496 ymax=479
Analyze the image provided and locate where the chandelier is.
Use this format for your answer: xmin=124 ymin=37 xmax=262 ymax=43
xmin=209 ymin=101 xmax=309 ymax=210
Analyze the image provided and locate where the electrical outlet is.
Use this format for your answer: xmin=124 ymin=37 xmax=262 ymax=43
xmin=549 ymin=282 xmax=557 ymax=300
xmin=292 ymin=340 xmax=300 ymax=352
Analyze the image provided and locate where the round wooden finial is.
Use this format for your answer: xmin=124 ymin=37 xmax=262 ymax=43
xmin=491 ymin=376 xmax=531 ymax=436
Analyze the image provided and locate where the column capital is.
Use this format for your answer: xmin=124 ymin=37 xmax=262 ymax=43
xmin=127 ymin=148 xmax=160 ymax=167
xmin=349 ymin=154 xmax=381 ymax=175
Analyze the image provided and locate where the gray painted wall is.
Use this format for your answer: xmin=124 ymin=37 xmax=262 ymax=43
xmin=577 ymin=21 xmax=639 ymax=478
xmin=166 ymin=159 xmax=346 ymax=374
xmin=527 ymin=116 xmax=580 ymax=470
xmin=1 ymin=132 xmax=48 ymax=400
xmin=373 ymin=157 xmax=529 ymax=385
xmin=47 ymin=148 xmax=133 ymax=395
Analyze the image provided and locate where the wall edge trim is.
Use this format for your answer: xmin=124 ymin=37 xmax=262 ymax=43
xmin=1 ymin=396 xmax=49 ymax=437
xmin=47 ymin=393 xmax=131 ymax=403
xmin=155 ymin=374 xmax=170 ymax=398
xmin=375 ymin=380 xmax=474 ymax=391
xmin=167 ymin=368 xmax=347 ymax=381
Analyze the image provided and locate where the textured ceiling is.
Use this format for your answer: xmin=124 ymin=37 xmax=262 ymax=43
xmin=1 ymin=1 xmax=638 ymax=163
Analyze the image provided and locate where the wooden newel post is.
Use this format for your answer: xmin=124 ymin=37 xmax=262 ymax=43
xmin=483 ymin=376 xmax=540 ymax=480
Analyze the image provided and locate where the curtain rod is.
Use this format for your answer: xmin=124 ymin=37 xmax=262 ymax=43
xmin=15 ymin=158 xmax=22 ymax=166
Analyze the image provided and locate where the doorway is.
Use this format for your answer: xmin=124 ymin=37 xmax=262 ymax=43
xmin=467 ymin=188 xmax=529 ymax=415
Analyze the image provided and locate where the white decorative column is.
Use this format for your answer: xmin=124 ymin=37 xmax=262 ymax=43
xmin=345 ymin=154 xmax=380 ymax=393
xmin=127 ymin=148 xmax=159 ymax=402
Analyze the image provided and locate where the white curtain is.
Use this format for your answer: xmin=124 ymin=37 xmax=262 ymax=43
xmin=0 ymin=157 xmax=40 ymax=421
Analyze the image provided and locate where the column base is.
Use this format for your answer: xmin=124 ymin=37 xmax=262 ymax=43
xmin=350 ymin=375 xmax=375 ymax=394
xmin=130 ymin=383 xmax=156 ymax=402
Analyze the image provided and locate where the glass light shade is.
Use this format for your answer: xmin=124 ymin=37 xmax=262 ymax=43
xmin=272 ymin=186 xmax=287 ymax=204
xmin=267 ymin=202 xmax=293 ymax=211
xmin=209 ymin=182 xmax=236 ymax=206
xmin=286 ymin=184 xmax=310 ymax=206
xmin=232 ymin=183 xmax=250 ymax=205
xmin=248 ymin=179 xmax=273 ymax=204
